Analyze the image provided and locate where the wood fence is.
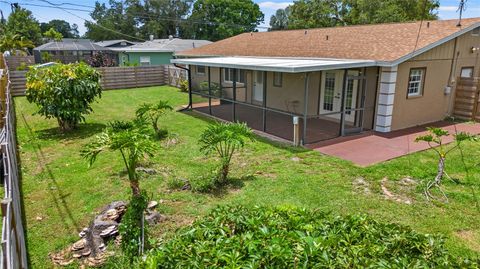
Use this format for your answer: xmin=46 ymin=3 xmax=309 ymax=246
xmin=0 ymin=55 xmax=29 ymax=268
xmin=8 ymin=65 xmax=189 ymax=96
xmin=453 ymin=77 xmax=480 ymax=121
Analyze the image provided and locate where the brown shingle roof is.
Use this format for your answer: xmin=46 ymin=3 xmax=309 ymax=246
xmin=178 ymin=18 xmax=480 ymax=62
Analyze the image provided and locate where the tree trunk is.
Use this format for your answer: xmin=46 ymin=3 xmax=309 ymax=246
xmin=218 ymin=161 xmax=229 ymax=184
xmin=130 ymin=179 xmax=141 ymax=197
xmin=58 ymin=118 xmax=76 ymax=132
xmin=434 ymin=156 xmax=445 ymax=185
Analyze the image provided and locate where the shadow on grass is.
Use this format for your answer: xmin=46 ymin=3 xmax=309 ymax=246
xmin=35 ymin=122 xmax=106 ymax=141
xmin=20 ymin=112 xmax=82 ymax=234
xmin=181 ymin=110 xmax=309 ymax=154
xmin=208 ymin=174 xmax=257 ymax=198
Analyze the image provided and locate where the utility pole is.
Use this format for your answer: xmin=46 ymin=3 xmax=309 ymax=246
xmin=456 ymin=0 xmax=467 ymax=27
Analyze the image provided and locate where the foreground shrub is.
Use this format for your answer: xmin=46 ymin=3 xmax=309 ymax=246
xmin=26 ymin=62 xmax=102 ymax=131
xmin=142 ymin=206 xmax=478 ymax=268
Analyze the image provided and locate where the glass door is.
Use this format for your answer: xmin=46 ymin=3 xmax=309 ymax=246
xmin=342 ymin=70 xmax=365 ymax=135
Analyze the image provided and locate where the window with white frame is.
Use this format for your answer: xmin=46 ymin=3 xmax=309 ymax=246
xmin=196 ymin=65 xmax=206 ymax=75
xmin=273 ymin=72 xmax=282 ymax=87
xmin=223 ymin=68 xmax=245 ymax=83
xmin=407 ymin=68 xmax=425 ymax=97
xmin=472 ymin=27 xmax=480 ymax=36
xmin=139 ymin=56 xmax=151 ymax=66
xmin=461 ymin=67 xmax=474 ymax=78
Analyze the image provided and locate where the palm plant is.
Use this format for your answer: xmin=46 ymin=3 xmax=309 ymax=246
xmin=415 ymin=127 xmax=477 ymax=201
xmin=199 ymin=122 xmax=255 ymax=184
xmin=0 ymin=32 xmax=34 ymax=53
xmin=136 ymin=101 xmax=173 ymax=137
xmin=81 ymin=119 xmax=156 ymax=197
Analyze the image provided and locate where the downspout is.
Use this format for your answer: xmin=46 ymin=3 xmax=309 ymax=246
xmin=446 ymin=37 xmax=459 ymax=116
xmin=174 ymin=63 xmax=192 ymax=111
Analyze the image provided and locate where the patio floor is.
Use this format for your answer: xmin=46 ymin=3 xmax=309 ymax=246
xmin=308 ymin=121 xmax=480 ymax=166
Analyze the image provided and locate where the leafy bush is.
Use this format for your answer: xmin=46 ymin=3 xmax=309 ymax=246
xmin=199 ymin=81 xmax=221 ymax=97
xmin=119 ymin=190 xmax=149 ymax=262
xmin=88 ymin=51 xmax=117 ymax=67
xmin=142 ymin=206 xmax=478 ymax=268
xmin=135 ymin=101 xmax=173 ymax=138
xmin=26 ymin=62 xmax=102 ymax=131
xmin=179 ymin=79 xmax=188 ymax=92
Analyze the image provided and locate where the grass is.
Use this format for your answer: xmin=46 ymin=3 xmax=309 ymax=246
xmin=14 ymin=86 xmax=480 ymax=268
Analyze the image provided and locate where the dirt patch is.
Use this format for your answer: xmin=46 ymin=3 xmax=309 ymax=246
xmin=455 ymin=230 xmax=480 ymax=252
xmin=353 ymin=177 xmax=371 ymax=195
xmin=380 ymin=177 xmax=418 ymax=205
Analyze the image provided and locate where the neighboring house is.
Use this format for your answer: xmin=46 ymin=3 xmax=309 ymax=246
xmin=33 ymin=39 xmax=118 ymax=64
xmin=112 ymin=36 xmax=211 ymax=66
xmin=95 ymin=39 xmax=137 ymax=48
xmin=172 ymin=18 xmax=480 ymax=145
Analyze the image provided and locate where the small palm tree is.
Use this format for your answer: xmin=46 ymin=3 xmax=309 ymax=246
xmin=415 ymin=127 xmax=476 ymax=201
xmin=136 ymin=101 xmax=173 ymax=137
xmin=81 ymin=119 xmax=156 ymax=197
xmin=199 ymin=122 xmax=255 ymax=184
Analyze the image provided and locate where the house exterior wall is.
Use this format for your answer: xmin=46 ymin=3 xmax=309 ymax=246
xmin=390 ymin=29 xmax=480 ymax=131
xmin=120 ymin=52 xmax=173 ymax=65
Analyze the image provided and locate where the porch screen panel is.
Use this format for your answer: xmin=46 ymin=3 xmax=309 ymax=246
xmin=304 ymin=115 xmax=342 ymax=144
xmin=265 ymin=110 xmax=294 ymax=142
xmin=235 ymin=103 xmax=263 ymax=131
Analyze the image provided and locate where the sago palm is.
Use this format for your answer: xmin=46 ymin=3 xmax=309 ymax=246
xmin=199 ymin=122 xmax=255 ymax=184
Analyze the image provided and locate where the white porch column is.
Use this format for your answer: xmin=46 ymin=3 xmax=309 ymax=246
xmin=375 ymin=66 xmax=398 ymax=133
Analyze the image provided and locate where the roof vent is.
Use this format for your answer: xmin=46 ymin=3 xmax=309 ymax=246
xmin=192 ymin=42 xmax=195 ymax=48
xmin=149 ymin=34 xmax=154 ymax=41
xmin=304 ymin=30 xmax=307 ymax=35
xmin=326 ymin=35 xmax=329 ymax=41
xmin=426 ymin=21 xmax=430 ymax=28
xmin=169 ymin=35 xmax=173 ymax=41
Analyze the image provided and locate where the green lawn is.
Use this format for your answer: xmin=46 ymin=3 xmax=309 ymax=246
xmin=15 ymin=86 xmax=480 ymax=268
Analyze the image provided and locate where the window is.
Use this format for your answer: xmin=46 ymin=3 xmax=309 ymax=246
xmin=140 ymin=56 xmax=151 ymax=66
xmin=223 ymin=68 xmax=245 ymax=83
xmin=196 ymin=65 xmax=206 ymax=75
xmin=323 ymin=72 xmax=336 ymax=111
xmin=407 ymin=68 xmax=425 ymax=97
xmin=460 ymin=67 xmax=474 ymax=78
xmin=273 ymin=72 xmax=282 ymax=87
xmin=472 ymin=27 xmax=480 ymax=36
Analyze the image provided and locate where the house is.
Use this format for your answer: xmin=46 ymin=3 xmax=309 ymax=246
xmin=33 ymin=39 xmax=118 ymax=65
xmin=112 ymin=36 xmax=211 ymax=66
xmin=95 ymin=39 xmax=137 ymax=48
xmin=172 ymin=18 xmax=480 ymax=145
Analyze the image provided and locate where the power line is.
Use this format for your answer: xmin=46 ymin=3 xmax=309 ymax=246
xmin=19 ymin=2 xmax=91 ymax=12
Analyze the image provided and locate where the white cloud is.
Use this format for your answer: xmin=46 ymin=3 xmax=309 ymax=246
xmin=257 ymin=1 xmax=292 ymax=10
xmin=438 ymin=6 xmax=458 ymax=11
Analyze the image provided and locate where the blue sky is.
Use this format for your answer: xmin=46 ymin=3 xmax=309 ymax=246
xmin=1 ymin=0 xmax=479 ymax=36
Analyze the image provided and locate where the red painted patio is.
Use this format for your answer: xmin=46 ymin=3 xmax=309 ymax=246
xmin=308 ymin=121 xmax=480 ymax=167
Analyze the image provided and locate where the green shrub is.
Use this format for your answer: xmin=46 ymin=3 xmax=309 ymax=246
xmin=135 ymin=101 xmax=173 ymax=138
xmin=179 ymin=79 xmax=188 ymax=92
xmin=199 ymin=81 xmax=221 ymax=97
xmin=142 ymin=206 xmax=479 ymax=268
xmin=26 ymin=62 xmax=102 ymax=131
xmin=189 ymin=172 xmax=216 ymax=192
xmin=16 ymin=62 xmax=28 ymax=71
xmin=166 ymin=177 xmax=186 ymax=190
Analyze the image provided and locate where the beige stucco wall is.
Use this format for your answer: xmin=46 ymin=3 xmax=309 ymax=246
xmin=390 ymin=29 xmax=480 ymax=130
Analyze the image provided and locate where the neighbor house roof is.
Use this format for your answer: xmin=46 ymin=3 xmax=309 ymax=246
xmin=95 ymin=39 xmax=137 ymax=47
xmin=178 ymin=18 xmax=480 ymax=65
xmin=34 ymin=39 xmax=112 ymax=51
xmin=111 ymin=38 xmax=212 ymax=53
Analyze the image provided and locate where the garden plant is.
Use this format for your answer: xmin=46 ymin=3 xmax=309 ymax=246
xmin=25 ymin=62 xmax=102 ymax=131
xmin=199 ymin=122 xmax=255 ymax=186
xmin=136 ymin=100 xmax=173 ymax=138
xmin=415 ymin=127 xmax=477 ymax=201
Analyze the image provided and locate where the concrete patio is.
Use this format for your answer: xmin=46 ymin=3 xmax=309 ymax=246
xmin=308 ymin=121 xmax=480 ymax=166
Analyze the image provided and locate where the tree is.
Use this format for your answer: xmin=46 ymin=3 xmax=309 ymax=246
xmin=40 ymin=20 xmax=79 ymax=38
xmin=199 ymin=122 xmax=255 ymax=184
xmin=139 ymin=0 xmax=193 ymax=39
xmin=0 ymin=32 xmax=34 ymax=53
xmin=270 ymin=7 xmax=291 ymax=31
xmin=184 ymin=0 xmax=264 ymax=41
xmin=415 ymin=127 xmax=477 ymax=202
xmin=87 ymin=51 xmax=117 ymax=67
xmin=25 ymin=63 xmax=102 ymax=131
xmin=82 ymin=120 xmax=156 ymax=197
xmin=43 ymin=27 xmax=62 ymax=41
xmin=287 ymin=0 xmax=439 ymax=30
xmin=5 ymin=7 xmax=42 ymax=46
xmin=136 ymin=101 xmax=173 ymax=137
xmin=85 ymin=0 xmax=140 ymax=41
